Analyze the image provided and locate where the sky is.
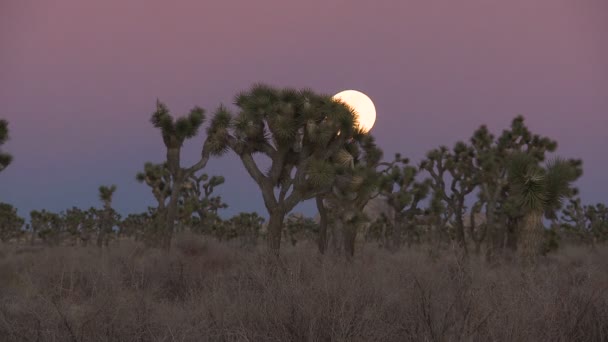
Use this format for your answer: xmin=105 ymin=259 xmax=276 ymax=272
xmin=1 ymin=0 xmax=607 ymax=219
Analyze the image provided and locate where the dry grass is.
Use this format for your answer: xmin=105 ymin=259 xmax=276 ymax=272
xmin=0 ymin=235 xmax=607 ymax=342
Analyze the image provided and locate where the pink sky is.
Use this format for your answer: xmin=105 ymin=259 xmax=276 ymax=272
xmin=1 ymin=0 xmax=607 ymax=217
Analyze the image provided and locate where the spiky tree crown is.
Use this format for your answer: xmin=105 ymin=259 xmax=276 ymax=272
xmin=0 ymin=119 xmax=13 ymax=172
xmin=327 ymin=133 xmax=384 ymax=205
xmin=497 ymin=115 xmax=557 ymax=161
xmin=98 ymin=185 xmax=117 ymax=207
xmin=205 ymin=84 xmax=366 ymax=217
xmin=507 ymin=153 xmax=582 ymax=213
xmin=136 ymin=162 xmax=172 ymax=193
xmin=378 ymin=154 xmax=431 ymax=214
xmin=420 ymin=142 xmax=477 ymax=203
xmin=151 ymin=100 xmax=206 ymax=148
xmin=207 ymin=84 xmax=358 ymax=156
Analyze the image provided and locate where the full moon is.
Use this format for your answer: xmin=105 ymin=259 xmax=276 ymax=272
xmin=332 ymin=90 xmax=376 ymax=133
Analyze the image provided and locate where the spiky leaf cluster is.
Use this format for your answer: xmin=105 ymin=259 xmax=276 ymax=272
xmin=179 ymin=173 xmax=228 ymax=225
xmin=98 ymin=185 xmax=117 ymax=207
xmin=507 ymin=153 xmax=581 ymax=213
xmin=497 ymin=115 xmax=557 ymax=161
xmin=151 ymin=101 xmax=205 ymax=148
xmin=421 ymin=142 xmax=478 ymax=208
xmin=379 ymin=154 xmax=431 ymax=215
xmin=0 ymin=119 xmax=12 ymax=172
xmin=136 ymin=162 xmax=172 ymax=207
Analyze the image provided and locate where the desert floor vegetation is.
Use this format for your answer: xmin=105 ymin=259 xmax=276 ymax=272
xmin=1 ymin=235 xmax=607 ymax=342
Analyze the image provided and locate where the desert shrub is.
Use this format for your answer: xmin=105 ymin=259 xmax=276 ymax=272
xmin=0 ymin=242 xmax=606 ymax=341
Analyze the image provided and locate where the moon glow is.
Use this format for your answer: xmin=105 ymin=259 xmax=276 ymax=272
xmin=333 ymin=90 xmax=376 ymax=133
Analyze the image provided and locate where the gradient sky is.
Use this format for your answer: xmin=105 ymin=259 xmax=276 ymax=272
xmin=1 ymin=0 xmax=607 ymax=219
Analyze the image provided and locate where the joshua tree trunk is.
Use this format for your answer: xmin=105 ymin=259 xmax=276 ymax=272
xmin=163 ymin=185 xmax=181 ymax=249
xmin=519 ymin=211 xmax=543 ymax=263
xmin=468 ymin=202 xmax=486 ymax=256
xmin=343 ymin=223 xmax=357 ymax=258
xmin=97 ymin=211 xmax=107 ymax=248
xmin=163 ymin=147 xmax=183 ymax=250
xmin=453 ymin=204 xmax=468 ymax=256
xmin=266 ymin=208 xmax=286 ymax=256
xmin=505 ymin=217 xmax=519 ymax=252
xmin=316 ymin=196 xmax=328 ymax=254
xmin=484 ymin=199 xmax=500 ymax=260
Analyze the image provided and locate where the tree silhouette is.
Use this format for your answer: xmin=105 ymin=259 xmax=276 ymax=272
xmin=507 ymin=153 xmax=581 ymax=262
xmin=207 ymin=84 xmax=361 ymax=254
xmin=0 ymin=119 xmax=12 ymax=173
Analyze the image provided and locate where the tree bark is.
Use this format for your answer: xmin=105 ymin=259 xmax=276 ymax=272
xmin=163 ymin=174 xmax=183 ymax=250
xmin=484 ymin=200 xmax=499 ymax=261
xmin=316 ymin=196 xmax=328 ymax=254
xmin=343 ymin=224 xmax=357 ymax=258
xmin=519 ymin=211 xmax=543 ymax=263
xmin=266 ymin=209 xmax=286 ymax=256
xmin=454 ymin=204 xmax=468 ymax=256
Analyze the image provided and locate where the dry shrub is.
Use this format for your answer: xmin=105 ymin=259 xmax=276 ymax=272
xmin=0 ymin=240 xmax=606 ymax=341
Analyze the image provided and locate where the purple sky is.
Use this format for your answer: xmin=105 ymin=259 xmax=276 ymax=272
xmin=1 ymin=0 xmax=607 ymax=218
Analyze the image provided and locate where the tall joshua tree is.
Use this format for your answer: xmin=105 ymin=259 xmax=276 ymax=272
xmin=507 ymin=153 xmax=581 ymax=262
xmin=377 ymin=154 xmax=431 ymax=250
xmin=207 ymin=84 xmax=360 ymax=254
xmin=471 ymin=116 xmax=559 ymax=259
xmin=147 ymin=102 xmax=218 ymax=248
xmin=0 ymin=119 xmax=12 ymax=173
xmin=97 ymin=185 xmax=117 ymax=247
xmin=317 ymin=134 xmax=383 ymax=256
xmin=421 ymin=142 xmax=478 ymax=256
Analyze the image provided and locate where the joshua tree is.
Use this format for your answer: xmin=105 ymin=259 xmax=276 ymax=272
xmin=425 ymin=191 xmax=455 ymax=256
xmin=421 ymin=142 xmax=478 ymax=256
xmin=207 ymin=84 xmax=362 ymax=254
xmin=0 ymin=119 xmax=12 ymax=173
xmin=136 ymin=162 xmax=172 ymax=241
xmin=31 ymin=210 xmax=63 ymax=246
xmin=585 ymin=203 xmax=608 ymax=246
xmin=471 ymin=116 xmax=559 ymax=260
xmin=79 ymin=208 xmax=98 ymax=246
xmin=147 ymin=101 xmax=219 ymax=248
xmin=377 ymin=154 xmax=431 ymax=250
xmin=316 ymin=134 xmax=383 ymax=256
xmin=0 ymin=203 xmax=25 ymax=242
xmin=561 ymin=199 xmax=608 ymax=248
xmin=97 ymin=185 xmax=118 ymax=247
xmin=62 ymin=207 xmax=86 ymax=246
xmin=180 ymin=173 xmax=227 ymax=230
xmin=506 ymin=153 xmax=581 ymax=262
